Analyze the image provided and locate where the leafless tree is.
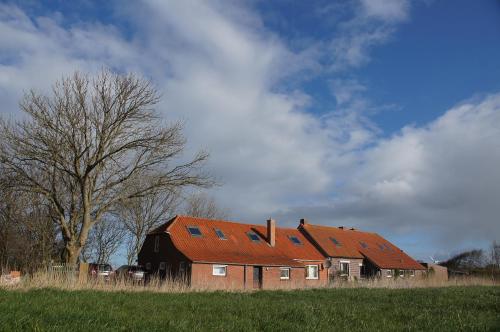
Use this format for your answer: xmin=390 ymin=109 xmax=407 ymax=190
xmin=0 ymin=182 xmax=57 ymax=271
xmin=182 ymin=191 xmax=227 ymax=219
xmin=491 ymin=241 xmax=500 ymax=268
xmin=81 ymin=216 xmax=125 ymax=264
xmin=0 ymin=70 xmax=212 ymax=265
xmin=115 ymin=177 xmax=180 ymax=265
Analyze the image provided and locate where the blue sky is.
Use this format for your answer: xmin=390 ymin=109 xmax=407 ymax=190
xmin=1 ymin=0 xmax=500 ymax=263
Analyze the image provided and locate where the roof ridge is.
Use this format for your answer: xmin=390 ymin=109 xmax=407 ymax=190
xmin=176 ymin=215 xmax=303 ymax=231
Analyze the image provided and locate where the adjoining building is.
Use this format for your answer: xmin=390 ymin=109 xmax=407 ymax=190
xmin=298 ymin=219 xmax=426 ymax=280
xmin=139 ymin=215 xmax=426 ymax=289
xmin=138 ymin=215 xmax=328 ymax=290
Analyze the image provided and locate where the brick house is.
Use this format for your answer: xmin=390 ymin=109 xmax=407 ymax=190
xmin=298 ymin=219 xmax=426 ymax=280
xmin=138 ymin=215 xmax=328 ymax=290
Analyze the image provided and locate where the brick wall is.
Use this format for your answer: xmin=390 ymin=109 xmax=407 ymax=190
xmin=190 ymin=263 xmax=328 ymax=290
xmin=328 ymin=257 xmax=364 ymax=281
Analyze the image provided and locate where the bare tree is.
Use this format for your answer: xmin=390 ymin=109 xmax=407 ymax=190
xmin=491 ymin=241 xmax=500 ymax=268
xmin=0 ymin=70 xmax=212 ymax=264
xmin=81 ymin=216 xmax=125 ymax=264
xmin=182 ymin=191 xmax=227 ymax=219
xmin=116 ymin=177 xmax=180 ymax=265
xmin=0 ymin=183 xmax=57 ymax=271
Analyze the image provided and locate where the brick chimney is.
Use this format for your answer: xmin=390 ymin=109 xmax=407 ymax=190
xmin=267 ymin=218 xmax=276 ymax=247
xmin=338 ymin=226 xmax=345 ymax=230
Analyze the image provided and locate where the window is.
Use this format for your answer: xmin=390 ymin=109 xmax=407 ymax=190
xmin=377 ymin=243 xmax=385 ymax=251
xmin=339 ymin=261 xmax=350 ymax=276
xmin=187 ymin=226 xmax=202 ymax=237
xmin=288 ymin=236 xmax=302 ymax=245
xmin=383 ymin=243 xmax=392 ymax=251
xmin=359 ymin=241 xmax=368 ymax=249
xmin=386 ymin=269 xmax=393 ymax=278
xmin=306 ymin=265 xmax=319 ymax=280
xmin=212 ymin=265 xmax=227 ymax=276
xmin=154 ymin=235 xmax=160 ymax=253
xmin=280 ymin=268 xmax=290 ymax=280
xmin=159 ymin=262 xmax=166 ymax=270
xmin=329 ymin=237 xmax=342 ymax=246
xmin=247 ymin=231 xmax=261 ymax=242
xmin=145 ymin=262 xmax=151 ymax=270
xmin=214 ymin=228 xmax=226 ymax=240
xmin=399 ymin=270 xmax=404 ymax=278
xmin=410 ymin=270 xmax=415 ymax=277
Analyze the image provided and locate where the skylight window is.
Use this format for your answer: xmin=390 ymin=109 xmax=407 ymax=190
xmin=383 ymin=243 xmax=392 ymax=251
xmin=187 ymin=226 xmax=202 ymax=237
xmin=214 ymin=228 xmax=226 ymax=240
xmin=247 ymin=232 xmax=261 ymax=242
xmin=377 ymin=243 xmax=385 ymax=251
xmin=359 ymin=241 xmax=368 ymax=249
xmin=330 ymin=237 xmax=342 ymax=246
xmin=288 ymin=236 xmax=302 ymax=245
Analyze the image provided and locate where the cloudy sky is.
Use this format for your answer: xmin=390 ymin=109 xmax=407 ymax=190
xmin=1 ymin=0 xmax=500 ymax=261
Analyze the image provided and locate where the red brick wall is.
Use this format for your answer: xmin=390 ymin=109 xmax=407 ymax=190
xmin=328 ymin=258 xmax=364 ymax=281
xmin=189 ymin=263 xmax=328 ymax=290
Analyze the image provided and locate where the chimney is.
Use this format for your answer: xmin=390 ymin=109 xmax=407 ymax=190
xmin=338 ymin=226 xmax=345 ymax=230
xmin=300 ymin=218 xmax=308 ymax=226
xmin=267 ymin=218 xmax=276 ymax=247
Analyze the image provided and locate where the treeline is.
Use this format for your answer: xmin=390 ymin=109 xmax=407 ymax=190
xmin=0 ymin=70 xmax=224 ymax=272
xmin=440 ymin=242 xmax=500 ymax=278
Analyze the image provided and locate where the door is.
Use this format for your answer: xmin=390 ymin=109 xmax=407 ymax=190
xmin=253 ymin=266 xmax=262 ymax=289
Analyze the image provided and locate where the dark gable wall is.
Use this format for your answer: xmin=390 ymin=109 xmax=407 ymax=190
xmin=138 ymin=233 xmax=191 ymax=280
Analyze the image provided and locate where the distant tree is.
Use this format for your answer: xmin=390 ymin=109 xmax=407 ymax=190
xmin=441 ymin=249 xmax=486 ymax=271
xmin=491 ymin=241 xmax=500 ymax=268
xmin=115 ymin=177 xmax=179 ymax=265
xmin=182 ymin=191 xmax=227 ymax=220
xmin=0 ymin=70 xmax=212 ymax=265
xmin=81 ymin=216 xmax=125 ymax=265
xmin=0 ymin=183 xmax=57 ymax=271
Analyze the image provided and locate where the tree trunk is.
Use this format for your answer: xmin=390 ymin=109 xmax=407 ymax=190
xmin=62 ymin=243 xmax=81 ymax=266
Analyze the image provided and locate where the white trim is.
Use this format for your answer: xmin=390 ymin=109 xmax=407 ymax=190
xmin=280 ymin=267 xmax=290 ymax=280
xmin=305 ymin=265 xmax=319 ymax=280
xmin=339 ymin=260 xmax=350 ymax=277
xmin=212 ymin=264 xmax=227 ymax=276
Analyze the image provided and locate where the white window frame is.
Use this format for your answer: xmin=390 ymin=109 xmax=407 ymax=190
xmin=212 ymin=264 xmax=227 ymax=276
xmin=386 ymin=269 xmax=393 ymax=278
xmin=280 ymin=267 xmax=290 ymax=280
xmin=399 ymin=270 xmax=405 ymax=278
xmin=154 ymin=235 xmax=160 ymax=253
xmin=339 ymin=260 xmax=350 ymax=277
xmin=410 ymin=270 xmax=415 ymax=277
xmin=305 ymin=265 xmax=319 ymax=280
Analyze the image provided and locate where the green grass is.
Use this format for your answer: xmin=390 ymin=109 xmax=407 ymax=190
xmin=0 ymin=287 xmax=499 ymax=331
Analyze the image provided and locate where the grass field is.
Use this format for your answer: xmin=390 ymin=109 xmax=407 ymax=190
xmin=0 ymin=286 xmax=499 ymax=331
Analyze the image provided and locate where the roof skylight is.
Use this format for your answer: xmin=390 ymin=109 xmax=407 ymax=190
xmin=247 ymin=232 xmax=261 ymax=242
xmin=187 ymin=226 xmax=202 ymax=237
xmin=330 ymin=237 xmax=342 ymax=246
xmin=289 ymin=235 xmax=302 ymax=245
xmin=214 ymin=228 xmax=226 ymax=240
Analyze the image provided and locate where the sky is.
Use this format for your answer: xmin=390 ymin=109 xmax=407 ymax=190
xmin=1 ymin=0 xmax=500 ymax=263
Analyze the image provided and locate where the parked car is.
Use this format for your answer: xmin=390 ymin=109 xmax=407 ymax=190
xmin=88 ymin=263 xmax=114 ymax=281
xmin=115 ymin=265 xmax=146 ymax=282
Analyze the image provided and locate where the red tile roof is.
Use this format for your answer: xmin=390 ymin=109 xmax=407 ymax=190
xmin=152 ymin=215 xmax=325 ymax=267
xmin=299 ymin=223 xmax=425 ymax=270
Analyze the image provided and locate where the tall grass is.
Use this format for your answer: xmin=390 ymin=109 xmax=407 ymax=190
xmin=2 ymin=268 xmax=498 ymax=293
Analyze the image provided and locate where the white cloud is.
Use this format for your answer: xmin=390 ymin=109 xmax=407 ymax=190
xmin=1 ymin=1 xmax=499 ymax=261
xmin=278 ymin=94 xmax=500 ymax=258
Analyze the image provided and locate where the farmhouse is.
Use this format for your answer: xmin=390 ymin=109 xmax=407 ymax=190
xmin=139 ymin=215 xmax=426 ymax=289
xmin=138 ymin=215 xmax=328 ymax=289
xmin=298 ymin=219 xmax=426 ymax=279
